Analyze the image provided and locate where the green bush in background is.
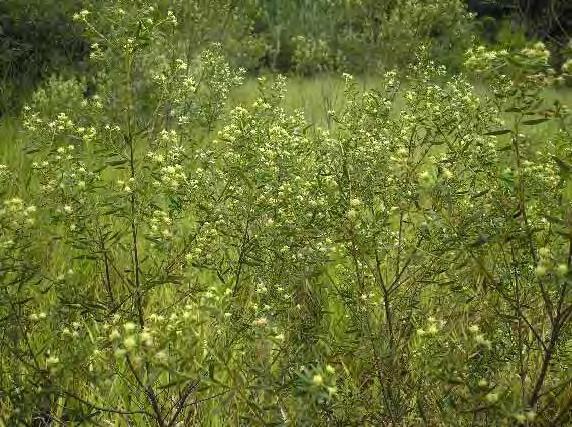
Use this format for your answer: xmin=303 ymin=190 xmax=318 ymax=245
xmin=0 ymin=0 xmax=96 ymax=114
xmin=2 ymin=0 xmax=570 ymax=115
xmin=0 ymin=0 xmax=476 ymax=114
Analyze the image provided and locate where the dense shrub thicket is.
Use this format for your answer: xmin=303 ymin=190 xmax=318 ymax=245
xmin=3 ymin=0 xmax=572 ymax=116
xmin=0 ymin=0 xmax=99 ymax=114
xmin=6 ymin=0 xmax=570 ymax=115
xmin=1 ymin=4 xmax=572 ymax=425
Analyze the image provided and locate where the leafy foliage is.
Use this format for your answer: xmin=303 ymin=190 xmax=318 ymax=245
xmin=1 ymin=3 xmax=572 ymax=426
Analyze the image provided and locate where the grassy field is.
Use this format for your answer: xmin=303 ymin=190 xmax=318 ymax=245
xmin=3 ymin=75 xmax=571 ymax=164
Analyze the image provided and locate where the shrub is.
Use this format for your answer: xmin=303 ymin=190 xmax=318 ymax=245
xmin=1 ymin=4 xmax=571 ymax=425
xmin=0 ymin=0 xmax=94 ymax=114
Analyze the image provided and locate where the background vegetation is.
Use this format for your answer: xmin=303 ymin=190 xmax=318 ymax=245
xmin=1 ymin=0 xmax=570 ymax=115
xmin=1 ymin=0 xmax=572 ymax=426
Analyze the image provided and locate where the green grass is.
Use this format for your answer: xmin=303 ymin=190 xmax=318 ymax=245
xmin=0 ymin=117 xmax=24 ymax=166
xmin=231 ymin=74 xmax=349 ymax=125
xmin=1 ymin=77 xmax=571 ymax=193
xmin=2 ymin=76 xmax=572 ymax=170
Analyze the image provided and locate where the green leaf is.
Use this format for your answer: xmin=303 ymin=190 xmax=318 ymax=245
xmin=544 ymin=215 xmax=564 ymax=225
xmin=471 ymin=189 xmax=489 ymax=199
xmin=24 ymin=147 xmax=41 ymax=154
xmin=504 ymin=107 xmax=522 ymax=113
xmin=522 ymin=118 xmax=549 ymax=125
xmin=102 ymin=207 xmax=124 ymax=215
xmin=556 ymin=230 xmax=572 ymax=239
xmin=552 ymin=156 xmax=572 ymax=179
xmin=209 ymin=362 xmax=215 ymax=380
xmin=73 ymin=255 xmax=100 ymax=261
xmin=497 ymin=144 xmax=513 ymax=152
xmin=485 ymin=129 xmax=511 ymax=136
xmin=106 ymin=159 xmax=127 ymax=166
